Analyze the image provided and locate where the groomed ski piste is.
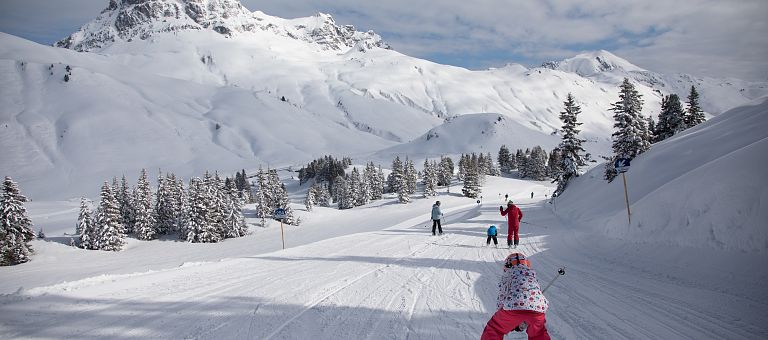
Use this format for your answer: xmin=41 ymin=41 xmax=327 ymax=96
xmin=2 ymin=171 xmax=767 ymax=339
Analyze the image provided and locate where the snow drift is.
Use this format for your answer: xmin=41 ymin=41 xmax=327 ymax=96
xmin=555 ymin=97 xmax=768 ymax=253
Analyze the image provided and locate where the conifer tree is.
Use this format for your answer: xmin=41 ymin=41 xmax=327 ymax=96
xmin=134 ymin=169 xmax=157 ymax=240
xmin=204 ymin=172 xmax=225 ymax=240
xmin=684 ymin=85 xmax=706 ymax=128
xmin=356 ymin=167 xmax=371 ymax=206
xmin=305 ymin=185 xmax=317 ymax=212
xmin=387 ymin=156 xmax=403 ymax=194
xmin=185 ymin=177 xmax=207 ymax=242
xmin=404 ymin=158 xmax=417 ymax=195
xmin=349 ymin=167 xmax=362 ymax=206
xmin=555 ymin=93 xmax=586 ymax=194
xmin=461 ymin=164 xmax=481 ymax=198
xmin=155 ymin=174 xmax=175 ymax=235
xmin=222 ymin=179 xmax=247 ymax=238
xmin=336 ymin=176 xmax=354 ymax=209
xmin=365 ymin=163 xmax=383 ymax=201
xmin=528 ymin=146 xmax=549 ymax=180
xmin=606 ymin=78 xmax=650 ymax=181
xmin=1 ymin=176 xmax=35 ymax=265
xmin=438 ymin=156 xmax=454 ymax=187
xmin=253 ymin=167 xmax=269 ymax=223
xmin=422 ymin=159 xmax=438 ymax=197
xmin=94 ymin=182 xmax=124 ymax=251
xmin=498 ymin=145 xmax=512 ymax=174
xmin=76 ymin=197 xmax=95 ymax=249
xmin=654 ymin=93 xmax=685 ymax=142
xmin=274 ymin=182 xmax=297 ymax=225
xmin=548 ymin=148 xmax=563 ymax=179
xmin=118 ymin=175 xmax=135 ymax=233
xmin=315 ymin=183 xmax=331 ymax=207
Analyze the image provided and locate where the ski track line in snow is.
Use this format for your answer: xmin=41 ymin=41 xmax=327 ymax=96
xmin=261 ymin=231 xmax=458 ymax=339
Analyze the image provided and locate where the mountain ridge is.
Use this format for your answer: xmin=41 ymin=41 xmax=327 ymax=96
xmin=55 ymin=0 xmax=389 ymax=53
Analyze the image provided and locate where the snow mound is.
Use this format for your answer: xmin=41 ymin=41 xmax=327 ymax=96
xmin=374 ymin=113 xmax=560 ymax=160
xmin=555 ymin=98 xmax=768 ymax=253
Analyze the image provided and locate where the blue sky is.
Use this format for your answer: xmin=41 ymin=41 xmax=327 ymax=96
xmin=1 ymin=0 xmax=766 ymax=81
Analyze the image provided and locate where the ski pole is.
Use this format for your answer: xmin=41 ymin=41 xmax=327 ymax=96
xmin=541 ymin=267 xmax=566 ymax=293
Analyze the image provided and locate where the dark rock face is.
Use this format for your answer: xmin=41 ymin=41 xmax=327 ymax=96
xmin=57 ymin=0 xmax=388 ymax=52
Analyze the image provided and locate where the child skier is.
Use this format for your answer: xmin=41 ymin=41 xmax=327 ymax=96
xmin=486 ymin=225 xmax=498 ymax=247
xmin=500 ymin=200 xmax=523 ymax=248
xmin=481 ymin=253 xmax=550 ymax=340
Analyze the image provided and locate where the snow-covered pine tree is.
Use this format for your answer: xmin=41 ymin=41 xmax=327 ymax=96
xmin=654 ymin=93 xmax=685 ymax=142
xmin=605 ymin=78 xmax=650 ymax=181
xmin=647 ymin=117 xmax=657 ymax=143
xmin=365 ymin=163 xmax=383 ymax=201
xmin=357 ymin=167 xmax=371 ymax=206
xmin=202 ymin=172 xmax=225 ymax=241
xmin=684 ymin=85 xmax=706 ymax=129
xmin=349 ymin=167 xmax=362 ymax=207
xmin=134 ymin=169 xmax=157 ymax=241
xmin=118 ymin=175 xmax=135 ymax=233
xmin=513 ymin=150 xmax=523 ymax=177
xmin=253 ymin=167 xmax=269 ymax=224
xmin=438 ymin=156 xmax=453 ymax=187
xmin=155 ymin=174 xmax=174 ymax=235
xmin=387 ymin=156 xmax=403 ymax=194
xmin=174 ymin=177 xmax=188 ymax=237
xmin=528 ymin=146 xmax=548 ymax=180
xmin=222 ymin=179 xmax=247 ymax=238
xmin=304 ymin=185 xmax=316 ymax=211
xmin=422 ymin=159 xmax=438 ymax=197
xmin=457 ymin=154 xmax=468 ymax=181
xmin=498 ymin=145 xmax=512 ymax=174
xmin=461 ymin=163 xmax=481 ymax=198
xmin=315 ymin=183 xmax=331 ymax=207
xmin=336 ymin=175 xmax=354 ymax=209
xmin=0 ymin=176 xmax=35 ymax=265
xmin=404 ymin=158 xmax=417 ymax=195
xmin=547 ymin=148 xmax=563 ymax=179
xmin=486 ymin=152 xmax=499 ymax=176
xmin=554 ymin=93 xmax=587 ymax=195
xmin=278 ymin=183 xmax=298 ymax=225
xmin=184 ymin=177 xmax=207 ymax=242
xmin=94 ymin=182 xmax=124 ymax=251
xmin=76 ymin=197 xmax=95 ymax=249
xmin=266 ymin=169 xmax=282 ymax=209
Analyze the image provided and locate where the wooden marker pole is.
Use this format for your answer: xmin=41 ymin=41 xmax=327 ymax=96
xmin=622 ymin=172 xmax=631 ymax=225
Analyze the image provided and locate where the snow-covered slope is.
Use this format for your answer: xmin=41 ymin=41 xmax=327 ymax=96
xmin=374 ymin=113 xmax=563 ymax=161
xmin=2 ymin=176 xmax=766 ymax=339
xmin=2 ymin=0 xmax=767 ymax=201
xmin=554 ymin=97 xmax=768 ymax=253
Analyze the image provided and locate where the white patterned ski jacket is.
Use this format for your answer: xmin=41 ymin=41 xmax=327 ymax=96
xmin=496 ymin=264 xmax=549 ymax=312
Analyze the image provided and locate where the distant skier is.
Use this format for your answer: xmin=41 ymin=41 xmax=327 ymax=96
xmin=500 ymin=200 xmax=523 ymax=248
xmin=431 ymin=201 xmax=443 ymax=236
xmin=531 ymin=192 xmax=534 ymax=199
xmin=486 ymin=225 xmax=498 ymax=247
xmin=481 ymin=253 xmax=550 ymax=340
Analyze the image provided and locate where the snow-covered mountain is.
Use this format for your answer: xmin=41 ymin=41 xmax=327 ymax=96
xmin=55 ymin=0 xmax=388 ymax=52
xmin=1 ymin=0 xmax=767 ymax=200
xmin=542 ymin=50 xmax=768 ymax=114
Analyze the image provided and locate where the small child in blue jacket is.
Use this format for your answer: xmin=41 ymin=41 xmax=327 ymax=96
xmin=486 ymin=225 xmax=498 ymax=247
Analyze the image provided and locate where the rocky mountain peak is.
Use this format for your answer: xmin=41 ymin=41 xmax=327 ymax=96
xmin=56 ymin=0 xmax=388 ymax=52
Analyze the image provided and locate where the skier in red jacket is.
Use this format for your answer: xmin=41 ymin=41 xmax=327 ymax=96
xmin=500 ymin=200 xmax=523 ymax=248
